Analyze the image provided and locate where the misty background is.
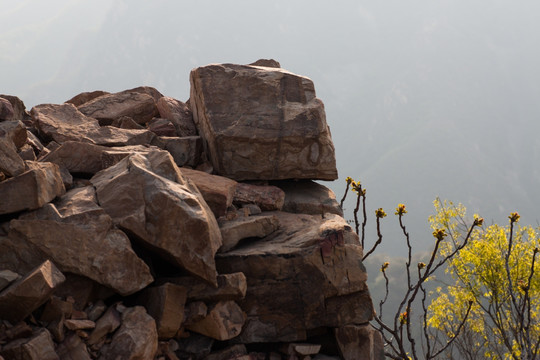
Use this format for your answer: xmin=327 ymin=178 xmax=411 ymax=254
xmin=2 ymin=1 xmax=540 ymax=286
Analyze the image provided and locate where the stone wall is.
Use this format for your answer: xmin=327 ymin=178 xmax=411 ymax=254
xmin=0 ymin=60 xmax=384 ymax=360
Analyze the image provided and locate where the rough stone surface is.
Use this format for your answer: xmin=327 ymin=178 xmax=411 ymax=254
xmin=5 ymin=186 xmax=154 ymax=295
xmin=87 ymin=304 xmax=122 ymax=345
xmin=216 ymin=212 xmax=371 ymax=343
xmin=100 ymin=306 xmax=158 ymax=360
xmin=0 ymin=260 xmax=65 ymax=323
xmin=335 ymin=324 xmax=385 ymax=360
xmin=0 ymin=97 xmax=14 ymax=121
xmin=0 ymin=135 xmax=25 ymax=177
xmin=164 ymin=272 xmax=247 ymax=302
xmin=0 ymin=270 xmax=20 ymax=292
xmin=0 ymin=328 xmax=59 ymax=360
xmin=190 ymin=63 xmax=337 ymax=181
xmin=0 ymin=120 xmax=27 ymax=148
xmin=218 ymin=215 xmax=280 ymax=253
xmin=65 ymin=90 xmax=110 ymax=106
xmin=0 ymin=161 xmax=65 ymax=215
xmin=161 ymin=136 xmax=202 ymax=168
xmin=233 ymin=182 xmax=285 ymax=211
xmin=78 ymin=91 xmax=158 ymax=125
xmin=0 ymin=95 xmax=30 ymax=121
xmin=157 ymin=96 xmax=198 ymax=136
xmin=137 ymin=283 xmax=187 ymax=339
xmin=147 ymin=117 xmax=177 ymax=136
xmin=273 ymin=180 xmax=343 ymax=216
xmin=180 ymin=167 xmax=237 ymax=218
xmin=91 ymin=151 xmax=222 ymax=285
xmin=56 ymin=333 xmax=92 ymax=360
xmin=249 ymin=59 xmax=281 ymax=68
xmin=186 ymin=300 xmax=246 ymax=341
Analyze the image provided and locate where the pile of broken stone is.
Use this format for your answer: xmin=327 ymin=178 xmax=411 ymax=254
xmin=0 ymin=60 xmax=384 ymax=360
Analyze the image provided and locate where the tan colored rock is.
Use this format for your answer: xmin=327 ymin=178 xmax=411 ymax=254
xmin=186 ymin=300 xmax=246 ymax=341
xmin=126 ymin=85 xmax=164 ymax=102
xmin=0 ymin=120 xmax=27 ymax=148
xmin=218 ymin=215 xmax=280 ymax=253
xmin=0 ymin=95 xmax=30 ymax=121
xmin=335 ymin=324 xmax=385 ymax=360
xmin=65 ymin=90 xmax=109 ymax=106
xmin=249 ymin=59 xmax=281 ymax=68
xmin=216 ymin=212 xmax=371 ymax=342
xmin=180 ymin=167 xmax=237 ymax=218
xmin=0 ymin=97 xmax=14 ymax=121
xmin=161 ymin=136 xmax=202 ymax=167
xmin=18 ymin=144 xmax=36 ymax=161
xmin=157 ymin=96 xmax=197 ymax=136
xmin=100 ymin=306 xmax=158 ymax=360
xmin=274 ymin=180 xmax=343 ymax=216
xmin=0 ymin=270 xmax=20 ymax=292
xmin=78 ymin=91 xmax=158 ymax=125
xmin=164 ymin=272 xmax=247 ymax=302
xmin=6 ymin=186 xmax=154 ymax=295
xmin=0 ymin=135 xmax=25 ymax=177
xmin=64 ymin=319 xmax=96 ymax=331
xmin=190 ymin=63 xmax=337 ymax=181
xmin=87 ymin=304 xmax=122 ymax=345
xmin=148 ymin=117 xmax=177 ymax=136
xmin=110 ymin=115 xmax=144 ymax=129
xmin=0 ymin=260 xmax=65 ymax=323
xmin=0 ymin=328 xmax=59 ymax=360
xmin=137 ymin=283 xmax=187 ymax=339
xmin=91 ymin=152 xmax=222 ymax=285
xmin=233 ymin=182 xmax=285 ymax=211
xmin=0 ymin=161 xmax=64 ymax=215
xmin=56 ymin=333 xmax=92 ymax=360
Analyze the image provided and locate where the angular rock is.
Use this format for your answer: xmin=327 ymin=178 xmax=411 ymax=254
xmin=18 ymin=144 xmax=36 ymax=161
xmin=0 ymin=270 xmax=20 ymax=292
xmin=137 ymin=283 xmax=187 ymax=339
xmin=0 ymin=260 xmax=65 ymax=323
xmin=6 ymin=186 xmax=153 ymax=295
xmin=31 ymin=103 xmax=157 ymax=146
xmin=216 ymin=212 xmax=371 ymax=342
xmin=126 ymin=85 xmax=164 ymax=102
xmin=249 ymin=59 xmax=281 ymax=68
xmin=205 ymin=344 xmax=248 ymax=360
xmin=56 ymin=333 xmax=92 ymax=360
xmin=65 ymin=90 xmax=109 ymax=106
xmin=184 ymin=301 xmax=208 ymax=326
xmin=164 ymin=272 xmax=247 ymax=302
xmin=0 ymin=328 xmax=58 ymax=360
xmin=78 ymin=91 xmax=158 ymax=125
xmin=110 ymin=115 xmax=144 ymax=129
xmin=335 ymin=324 xmax=385 ymax=360
xmin=157 ymin=96 xmax=197 ymax=136
xmin=0 ymin=95 xmax=30 ymax=121
xmin=161 ymin=136 xmax=202 ymax=167
xmin=186 ymin=300 xmax=246 ymax=341
xmin=0 ymin=120 xmax=27 ymax=148
xmin=218 ymin=215 xmax=280 ymax=253
xmin=87 ymin=304 xmax=122 ymax=345
xmin=0 ymin=135 xmax=25 ymax=177
xmin=40 ymin=296 xmax=73 ymax=322
xmin=233 ymin=182 xmax=285 ymax=211
xmin=91 ymin=151 xmax=222 ymax=284
xmin=0 ymin=97 xmax=14 ymax=121
xmin=147 ymin=117 xmax=177 ymax=136
xmin=100 ymin=306 xmax=158 ymax=360
xmin=177 ymin=333 xmax=214 ymax=359
xmin=273 ymin=180 xmax=343 ymax=216
xmin=0 ymin=161 xmax=64 ymax=215
xmin=190 ymin=63 xmax=337 ymax=181
xmin=64 ymin=319 xmax=96 ymax=331
xmin=54 ymin=273 xmax=115 ymax=312
xmin=180 ymin=167 xmax=237 ymax=218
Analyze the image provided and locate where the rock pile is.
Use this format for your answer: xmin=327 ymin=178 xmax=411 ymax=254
xmin=0 ymin=61 xmax=383 ymax=360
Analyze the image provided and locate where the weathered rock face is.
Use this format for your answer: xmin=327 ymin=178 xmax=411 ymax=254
xmin=0 ymin=97 xmax=14 ymax=121
xmin=90 ymin=151 xmax=222 ymax=285
xmin=157 ymin=96 xmax=198 ymax=137
xmin=190 ymin=63 xmax=338 ymax=181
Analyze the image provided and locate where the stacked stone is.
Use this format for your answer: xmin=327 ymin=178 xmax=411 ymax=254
xmin=0 ymin=61 xmax=383 ymax=360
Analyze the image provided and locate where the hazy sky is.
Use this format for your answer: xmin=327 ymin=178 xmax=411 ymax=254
xmin=2 ymin=0 xmax=540 ymax=255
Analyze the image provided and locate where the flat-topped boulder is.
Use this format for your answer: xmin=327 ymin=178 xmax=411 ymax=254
xmin=190 ymin=63 xmax=338 ymax=181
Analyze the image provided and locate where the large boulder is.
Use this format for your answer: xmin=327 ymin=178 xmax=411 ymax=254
xmin=216 ymin=212 xmax=372 ymax=343
xmin=0 ymin=97 xmax=14 ymax=121
xmin=0 ymin=95 xmax=30 ymax=121
xmin=91 ymin=150 xmax=222 ymax=285
xmin=5 ymin=186 xmax=154 ymax=295
xmin=0 ymin=135 xmax=25 ymax=178
xmin=190 ymin=63 xmax=337 ymax=181
xmin=156 ymin=96 xmax=198 ymax=136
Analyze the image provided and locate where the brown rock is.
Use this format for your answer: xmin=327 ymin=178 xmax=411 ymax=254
xmin=164 ymin=272 xmax=247 ymax=302
xmin=110 ymin=115 xmax=144 ymax=129
xmin=334 ymin=324 xmax=385 ymax=360
xmin=100 ymin=306 xmax=158 ymax=360
xmin=65 ymin=90 xmax=109 ymax=106
xmin=233 ymin=182 xmax=285 ymax=211
xmin=18 ymin=144 xmax=36 ymax=161
xmin=137 ymin=283 xmax=187 ymax=339
xmin=186 ymin=300 xmax=246 ymax=341
xmin=205 ymin=344 xmax=248 ymax=360
xmin=91 ymin=152 xmax=222 ymax=285
xmin=273 ymin=180 xmax=343 ymax=216
xmin=216 ymin=212 xmax=371 ymax=343
xmin=56 ymin=333 xmax=92 ymax=360
xmin=180 ymin=167 xmax=237 ymax=218
xmin=64 ymin=319 xmax=96 ymax=331
xmin=6 ymin=186 xmax=153 ymax=295
xmin=156 ymin=96 xmax=198 ymax=136
xmin=249 ymin=59 xmax=281 ymax=68
xmin=0 ymin=120 xmax=27 ymax=148
xmin=148 ymin=117 xmax=177 ymax=136
xmin=0 ymin=95 xmax=30 ymax=121
xmin=0 ymin=328 xmax=59 ymax=360
xmin=78 ymin=91 xmax=158 ymax=125
xmin=184 ymin=301 xmax=208 ymax=326
xmin=87 ymin=304 xmax=122 ymax=345
xmin=0 ymin=161 xmax=64 ymax=215
xmin=177 ymin=333 xmax=214 ymax=359
xmin=40 ymin=296 xmax=73 ymax=322
xmin=0 ymin=97 xmax=14 ymax=121
xmin=54 ymin=274 xmax=115 ymax=312
xmin=161 ymin=136 xmax=203 ymax=167
xmin=190 ymin=63 xmax=337 ymax=181
xmin=0 ymin=260 xmax=65 ymax=323
xmin=0 ymin=135 xmax=25 ymax=177
xmin=218 ymin=215 xmax=280 ymax=253
xmin=4 ymin=322 xmax=33 ymax=341
xmin=0 ymin=270 xmax=20 ymax=292
xmin=127 ymin=85 xmax=164 ymax=102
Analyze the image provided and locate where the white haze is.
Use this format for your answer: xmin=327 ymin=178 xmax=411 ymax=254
xmin=2 ymin=0 xmax=540 ymax=255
